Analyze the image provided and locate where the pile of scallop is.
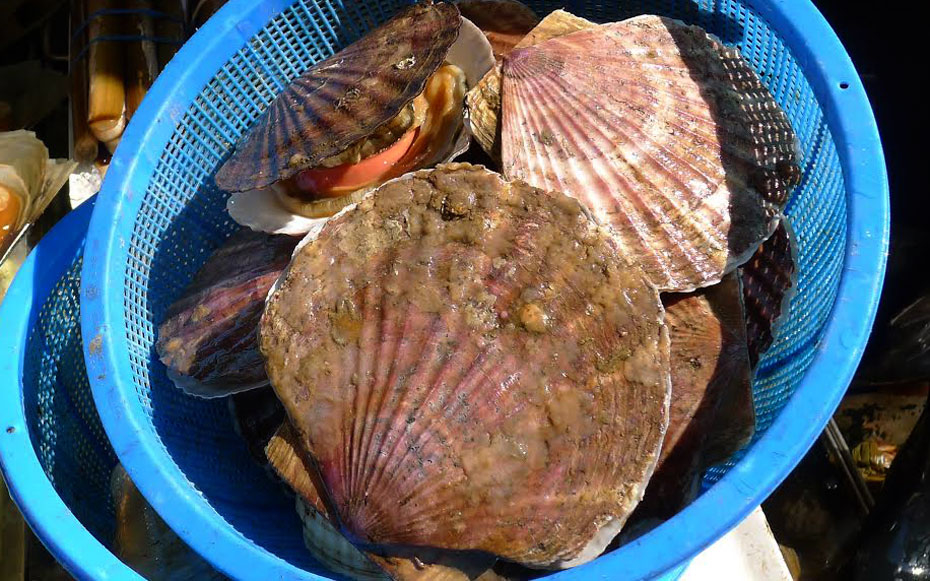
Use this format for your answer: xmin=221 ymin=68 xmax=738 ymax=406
xmin=155 ymin=2 xmax=800 ymax=579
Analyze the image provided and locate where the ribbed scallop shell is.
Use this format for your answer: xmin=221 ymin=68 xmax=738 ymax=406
xmin=224 ymin=13 xmax=495 ymax=236
xmin=637 ymin=274 xmax=753 ymax=517
xmin=155 ymin=228 xmax=299 ymax=397
xmin=261 ymin=163 xmax=671 ymax=569
xmin=456 ymin=0 xmax=538 ymax=61
xmin=741 ymin=218 xmax=797 ymax=366
xmin=268 ymin=422 xmax=496 ymax=581
xmin=215 ymin=2 xmax=461 ymax=192
xmin=466 ymin=10 xmax=596 ymax=162
xmin=266 ymin=423 xmax=387 ymax=580
xmin=500 ymin=15 xmax=800 ymax=292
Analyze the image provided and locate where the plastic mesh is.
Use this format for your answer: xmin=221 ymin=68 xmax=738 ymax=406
xmin=22 ymin=255 xmax=120 ymax=549
xmin=116 ymin=0 xmax=846 ymax=571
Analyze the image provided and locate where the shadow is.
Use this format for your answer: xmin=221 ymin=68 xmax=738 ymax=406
xmin=22 ymin=253 xmax=119 ymax=549
xmin=610 ymin=278 xmax=754 ymax=550
xmin=662 ymin=19 xmax=801 ymax=269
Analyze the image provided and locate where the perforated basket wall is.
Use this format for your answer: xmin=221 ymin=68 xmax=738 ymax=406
xmin=81 ymin=0 xmax=888 ymax=579
xmin=0 ymin=201 xmax=142 ymax=580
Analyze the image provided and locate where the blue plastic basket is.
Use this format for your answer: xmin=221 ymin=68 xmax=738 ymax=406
xmin=80 ymin=0 xmax=889 ymax=579
xmin=0 ymin=199 xmax=143 ymax=580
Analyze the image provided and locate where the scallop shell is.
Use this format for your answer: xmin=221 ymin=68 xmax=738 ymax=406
xmin=266 ymin=423 xmax=386 ymax=580
xmin=155 ymin=228 xmax=299 ymax=397
xmin=456 ymin=0 xmax=539 ymax=61
xmin=509 ymin=9 xmax=598 ymax=49
xmin=268 ymin=422 xmax=496 ymax=581
xmin=500 ymin=15 xmax=801 ymax=292
xmin=225 ymin=13 xmax=494 ymax=235
xmin=260 ymin=163 xmax=671 ymax=568
xmin=294 ymin=497 xmax=389 ymax=581
xmin=215 ymin=3 xmax=460 ymax=192
xmin=637 ymin=274 xmax=753 ymax=517
xmin=741 ymin=218 xmax=797 ymax=366
xmin=466 ymin=10 xmax=596 ymax=162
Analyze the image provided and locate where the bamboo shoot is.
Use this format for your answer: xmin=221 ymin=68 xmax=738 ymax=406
xmin=86 ymin=0 xmax=127 ymax=143
xmin=70 ymin=0 xmax=99 ymax=163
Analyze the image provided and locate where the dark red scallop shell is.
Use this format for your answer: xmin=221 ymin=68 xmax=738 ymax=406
xmin=215 ymin=2 xmax=461 ymax=192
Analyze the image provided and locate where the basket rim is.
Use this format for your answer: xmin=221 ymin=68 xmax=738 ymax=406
xmin=80 ymin=0 xmax=890 ymax=579
xmin=0 ymin=198 xmax=143 ymax=581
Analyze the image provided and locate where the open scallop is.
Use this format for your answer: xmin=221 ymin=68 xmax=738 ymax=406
xmin=217 ymin=3 xmax=494 ymax=235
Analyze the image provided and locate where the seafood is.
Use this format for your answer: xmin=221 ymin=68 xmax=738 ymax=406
xmin=217 ymin=3 xmax=494 ymax=235
xmin=500 ymin=15 xmax=800 ymax=292
xmin=190 ymin=3 xmax=808 ymax=575
xmin=267 ymin=422 xmax=497 ymax=580
xmin=741 ymin=219 xmax=798 ymax=366
xmin=466 ymin=10 xmax=595 ymax=162
xmin=260 ymin=163 xmax=671 ymax=569
xmin=155 ymin=228 xmax=299 ymax=397
xmin=638 ymin=274 xmax=754 ymax=517
xmin=1 ymin=130 xmax=75 ymax=255
xmin=456 ymin=0 xmax=539 ymax=61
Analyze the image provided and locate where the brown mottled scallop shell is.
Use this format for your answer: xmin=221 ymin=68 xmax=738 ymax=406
xmin=638 ymin=274 xmax=754 ymax=517
xmin=155 ymin=228 xmax=299 ymax=397
xmin=500 ymin=15 xmax=800 ymax=292
xmin=260 ymin=163 xmax=671 ymax=569
xmin=741 ymin=219 xmax=798 ymax=366
xmin=215 ymin=2 xmax=461 ymax=192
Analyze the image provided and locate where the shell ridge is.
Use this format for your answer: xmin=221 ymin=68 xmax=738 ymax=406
xmin=358 ymin=319 xmax=537 ymax=541
xmin=502 ymin=78 xmax=557 ymax=193
xmin=508 ymin=73 xmax=630 ymax=206
xmin=353 ymin=256 xmax=401 ymax=510
xmin=361 ymin=323 xmax=487 ymax=527
xmin=387 ymin=347 xmax=528 ymax=517
xmin=271 ymin=93 xmax=306 ymax=169
xmin=354 ymin=290 xmax=425 ymax=533
xmin=354 ymin=314 xmax=452 ymax=538
xmin=742 ymin=218 xmax=797 ymax=365
xmin=543 ymin=66 xmax=725 ymax=218
xmin=507 ymin=53 xmax=708 ymax=243
xmin=347 ymin=281 xmax=383 ymax=506
xmin=536 ymin=68 xmax=726 ymax=253
xmin=500 ymin=15 xmax=796 ymax=292
xmin=505 ymin=71 xmax=691 ymax=282
xmin=343 ymin=283 xmax=371 ymax=513
xmin=263 ymin=165 xmax=671 ymax=566
xmin=216 ymin=2 xmax=462 ymax=191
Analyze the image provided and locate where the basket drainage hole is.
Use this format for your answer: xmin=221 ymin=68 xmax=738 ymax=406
xmin=839 ymin=82 xmax=850 ymax=90
xmin=5 ymin=427 xmax=15 ymax=434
